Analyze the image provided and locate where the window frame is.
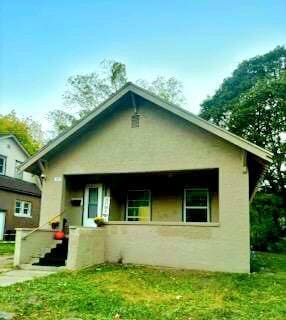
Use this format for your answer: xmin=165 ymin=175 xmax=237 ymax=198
xmin=0 ymin=155 xmax=6 ymax=175
xmin=183 ymin=188 xmax=210 ymax=223
xmin=14 ymin=200 xmax=32 ymax=218
xmin=126 ymin=189 xmax=151 ymax=222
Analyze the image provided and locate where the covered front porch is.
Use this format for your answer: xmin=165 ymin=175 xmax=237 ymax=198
xmin=63 ymin=169 xmax=219 ymax=228
xmin=14 ymin=167 xmax=250 ymax=273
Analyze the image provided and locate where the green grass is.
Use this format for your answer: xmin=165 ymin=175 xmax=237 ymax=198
xmin=0 ymin=252 xmax=286 ymax=320
xmin=0 ymin=242 xmax=15 ymax=255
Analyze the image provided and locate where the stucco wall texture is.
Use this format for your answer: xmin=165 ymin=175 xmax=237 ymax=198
xmin=38 ymin=101 xmax=250 ymax=272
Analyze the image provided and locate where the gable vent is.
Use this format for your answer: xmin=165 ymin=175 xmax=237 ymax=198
xmin=131 ymin=113 xmax=140 ymax=128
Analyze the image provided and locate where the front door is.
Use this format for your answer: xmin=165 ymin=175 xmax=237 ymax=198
xmin=83 ymin=184 xmax=103 ymax=227
xmin=0 ymin=210 xmax=5 ymax=240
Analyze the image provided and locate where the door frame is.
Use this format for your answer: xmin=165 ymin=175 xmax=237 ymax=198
xmin=83 ymin=184 xmax=103 ymax=227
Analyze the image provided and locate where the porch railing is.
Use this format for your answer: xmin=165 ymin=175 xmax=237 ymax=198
xmin=22 ymin=210 xmax=65 ymax=240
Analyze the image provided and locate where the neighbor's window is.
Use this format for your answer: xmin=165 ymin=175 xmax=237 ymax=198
xmin=126 ymin=190 xmax=151 ymax=221
xmin=15 ymin=160 xmax=23 ymax=179
xmin=0 ymin=155 xmax=6 ymax=175
xmin=184 ymin=189 xmax=209 ymax=222
xmin=15 ymin=200 xmax=32 ymax=217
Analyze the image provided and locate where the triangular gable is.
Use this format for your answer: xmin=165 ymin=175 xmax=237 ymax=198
xmin=0 ymin=134 xmax=30 ymax=157
xmin=21 ymin=82 xmax=272 ymax=173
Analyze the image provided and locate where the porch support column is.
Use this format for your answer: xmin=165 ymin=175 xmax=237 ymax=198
xmin=39 ymin=174 xmax=66 ymax=228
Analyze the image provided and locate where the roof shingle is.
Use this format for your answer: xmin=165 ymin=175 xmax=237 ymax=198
xmin=0 ymin=175 xmax=41 ymax=197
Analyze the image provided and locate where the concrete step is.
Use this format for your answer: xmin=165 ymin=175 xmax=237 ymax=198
xmin=19 ymin=264 xmax=66 ymax=272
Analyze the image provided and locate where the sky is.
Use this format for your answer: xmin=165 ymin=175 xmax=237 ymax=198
xmin=0 ymin=0 xmax=285 ymax=130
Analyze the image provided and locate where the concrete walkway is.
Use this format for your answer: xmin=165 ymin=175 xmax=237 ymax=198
xmin=0 ymin=265 xmax=62 ymax=287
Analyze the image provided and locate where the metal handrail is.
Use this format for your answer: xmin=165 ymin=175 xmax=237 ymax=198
xmin=22 ymin=210 xmax=65 ymax=240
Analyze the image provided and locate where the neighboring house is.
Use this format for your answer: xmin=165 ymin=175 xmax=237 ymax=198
xmin=0 ymin=135 xmax=41 ymax=240
xmin=15 ymin=83 xmax=271 ymax=272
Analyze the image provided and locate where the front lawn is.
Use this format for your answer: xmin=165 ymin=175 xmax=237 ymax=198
xmin=0 ymin=252 xmax=285 ymax=319
xmin=0 ymin=242 xmax=15 ymax=256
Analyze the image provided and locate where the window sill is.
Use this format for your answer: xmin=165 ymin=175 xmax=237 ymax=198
xmin=106 ymin=221 xmax=220 ymax=227
xmin=14 ymin=214 xmax=32 ymax=219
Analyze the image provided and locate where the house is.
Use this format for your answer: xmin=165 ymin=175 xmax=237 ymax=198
xmin=0 ymin=135 xmax=41 ymax=240
xmin=14 ymin=83 xmax=271 ymax=273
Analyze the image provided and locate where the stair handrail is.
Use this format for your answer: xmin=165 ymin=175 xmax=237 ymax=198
xmin=22 ymin=210 xmax=65 ymax=240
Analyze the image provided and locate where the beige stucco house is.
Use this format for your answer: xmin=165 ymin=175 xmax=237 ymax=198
xmin=14 ymin=83 xmax=272 ymax=273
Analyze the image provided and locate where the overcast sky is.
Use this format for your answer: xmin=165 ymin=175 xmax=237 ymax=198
xmin=0 ymin=0 xmax=285 ymax=129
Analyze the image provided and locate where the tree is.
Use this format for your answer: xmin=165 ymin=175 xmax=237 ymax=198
xmin=47 ymin=110 xmax=77 ymax=137
xmin=229 ymin=73 xmax=286 ymax=195
xmin=136 ymin=76 xmax=186 ymax=106
xmin=63 ymin=60 xmax=128 ymax=117
xmin=48 ymin=60 xmax=186 ymax=137
xmin=200 ymin=46 xmax=286 ymax=195
xmin=200 ymin=46 xmax=286 ymax=125
xmin=250 ymin=193 xmax=286 ymax=251
xmin=0 ymin=111 xmax=43 ymax=154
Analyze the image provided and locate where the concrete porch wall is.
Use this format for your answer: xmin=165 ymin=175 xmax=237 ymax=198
xmin=66 ymin=221 xmax=249 ymax=273
xmin=66 ymin=226 xmax=105 ymax=270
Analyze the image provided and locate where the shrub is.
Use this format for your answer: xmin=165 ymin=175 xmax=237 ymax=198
xmin=250 ymin=192 xmax=286 ymax=251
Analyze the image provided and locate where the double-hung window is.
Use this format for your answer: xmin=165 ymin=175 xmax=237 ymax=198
xmin=0 ymin=155 xmax=6 ymax=175
xmin=15 ymin=200 xmax=32 ymax=218
xmin=184 ymin=189 xmax=209 ymax=222
xmin=126 ymin=190 xmax=151 ymax=221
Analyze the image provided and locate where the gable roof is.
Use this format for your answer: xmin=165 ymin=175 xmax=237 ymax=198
xmin=21 ymin=82 xmax=272 ymax=173
xmin=0 ymin=134 xmax=30 ymax=157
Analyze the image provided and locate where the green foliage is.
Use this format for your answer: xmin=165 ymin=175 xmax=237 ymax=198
xmin=200 ymin=46 xmax=286 ymax=125
xmin=0 ymin=242 xmax=14 ymax=256
xmin=136 ymin=76 xmax=186 ymax=106
xmin=64 ymin=60 xmax=128 ymax=117
xmin=229 ymin=73 xmax=286 ymax=194
xmin=200 ymin=47 xmax=286 ymax=195
xmin=250 ymin=193 xmax=286 ymax=251
xmin=48 ymin=60 xmax=186 ymax=137
xmin=200 ymin=47 xmax=286 ymax=194
xmin=1 ymin=254 xmax=286 ymax=319
xmin=0 ymin=111 xmax=43 ymax=154
xmin=47 ymin=109 xmax=77 ymax=138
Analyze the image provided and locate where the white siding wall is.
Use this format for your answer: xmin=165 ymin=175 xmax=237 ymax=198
xmin=0 ymin=137 xmax=35 ymax=183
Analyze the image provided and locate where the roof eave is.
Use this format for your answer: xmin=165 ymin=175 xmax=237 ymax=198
xmin=20 ymin=82 xmax=273 ymax=173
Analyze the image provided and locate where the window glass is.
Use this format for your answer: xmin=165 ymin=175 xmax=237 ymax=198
xmin=127 ymin=190 xmax=150 ymax=221
xmin=15 ymin=201 xmax=22 ymax=214
xmin=185 ymin=208 xmax=208 ymax=222
xmin=185 ymin=189 xmax=209 ymax=222
xmin=23 ymin=202 xmax=30 ymax=215
xmin=88 ymin=188 xmax=98 ymax=218
xmin=0 ymin=156 xmax=6 ymax=175
xmin=15 ymin=200 xmax=31 ymax=217
xmin=186 ymin=190 xmax=208 ymax=207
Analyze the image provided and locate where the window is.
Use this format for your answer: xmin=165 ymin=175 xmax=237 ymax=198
xmin=0 ymin=155 xmax=6 ymax=175
xmin=15 ymin=160 xmax=23 ymax=179
xmin=184 ymin=189 xmax=209 ymax=222
xmin=14 ymin=200 xmax=32 ymax=217
xmin=126 ymin=190 xmax=151 ymax=221
xmin=88 ymin=187 xmax=99 ymax=218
